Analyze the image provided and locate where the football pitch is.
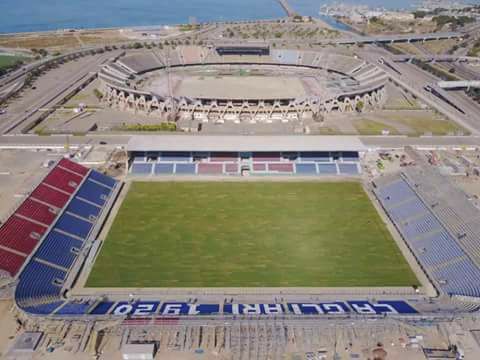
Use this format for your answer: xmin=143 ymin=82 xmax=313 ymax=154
xmin=86 ymin=181 xmax=419 ymax=288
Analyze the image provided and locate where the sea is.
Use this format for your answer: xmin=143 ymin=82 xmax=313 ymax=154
xmin=0 ymin=0 xmax=475 ymax=34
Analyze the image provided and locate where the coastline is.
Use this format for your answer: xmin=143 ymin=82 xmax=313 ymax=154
xmin=0 ymin=0 xmax=352 ymax=37
xmin=0 ymin=17 xmax=285 ymax=37
xmin=0 ymin=14 xmax=345 ymax=38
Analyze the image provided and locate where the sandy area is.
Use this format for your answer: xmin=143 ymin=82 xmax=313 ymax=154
xmin=147 ymin=75 xmax=307 ymax=100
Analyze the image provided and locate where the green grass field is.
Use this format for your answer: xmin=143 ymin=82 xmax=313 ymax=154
xmin=86 ymin=181 xmax=419 ymax=288
xmin=0 ymin=55 xmax=25 ymax=70
xmin=354 ymin=118 xmax=400 ymax=135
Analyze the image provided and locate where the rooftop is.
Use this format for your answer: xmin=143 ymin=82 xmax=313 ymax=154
xmin=127 ymin=135 xmax=367 ymax=152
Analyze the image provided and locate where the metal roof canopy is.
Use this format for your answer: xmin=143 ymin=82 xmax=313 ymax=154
xmin=8 ymin=332 xmax=43 ymax=354
xmin=121 ymin=343 xmax=155 ymax=360
xmin=127 ymin=135 xmax=367 ymax=152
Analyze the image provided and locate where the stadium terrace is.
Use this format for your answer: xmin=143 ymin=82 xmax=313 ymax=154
xmin=127 ymin=135 xmax=365 ymax=176
xmin=107 ymin=301 xmax=418 ymax=316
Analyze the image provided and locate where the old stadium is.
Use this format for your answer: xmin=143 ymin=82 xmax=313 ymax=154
xmin=98 ymin=45 xmax=387 ymax=124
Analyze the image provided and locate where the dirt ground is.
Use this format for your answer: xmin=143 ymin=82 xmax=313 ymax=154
xmin=173 ymin=75 xmax=307 ymax=100
xmin=0 ymin=300 xmax=21 ymax=359
xmin=0 ymin=150 xmax=55 ymax=218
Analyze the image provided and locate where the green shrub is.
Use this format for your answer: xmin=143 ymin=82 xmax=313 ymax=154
xmin=121 ymin=123 xmax=177 ymax=132
xmin=356 ymin=100 xmax=365 ymax=112
xmin=93 ymin=88 xmax=103 ymax=100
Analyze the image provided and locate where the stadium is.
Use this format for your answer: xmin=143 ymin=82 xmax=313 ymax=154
xmin=1 ymin=134 xmax=480 ymax=325
xmin=2 ymin=4 xmax=480 ymax=356
xmin=98 ymin=45 xmax=387 ymax=123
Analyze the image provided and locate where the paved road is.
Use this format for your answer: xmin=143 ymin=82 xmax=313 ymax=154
xmin=393 ymin=55 xmax=480 ymax=64
xmin=0 ymin=58 xmax=46 ymax=89
xmin=0 ymin=134 xmax=130 ymax=148
xmin=360 ymin=135 xmax=480 ymax=148
xmin=0 ymin=51 xmax=120 ymax=134
xmin=436 ymin=62 xmax=480 ymax=81
xmin=321 ymin=31 xmax=462 ymax=45
xmin=357 ymin=46 xmax=480 ymax=135
xmin=0 ymin=134 xmax=478 ymax=150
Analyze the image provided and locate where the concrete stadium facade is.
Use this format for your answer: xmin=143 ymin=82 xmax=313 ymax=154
xmin=98 ymin=46 xmax=388 ymax=123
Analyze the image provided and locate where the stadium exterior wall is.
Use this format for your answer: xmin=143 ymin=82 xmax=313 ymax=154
xmin=101 ymin=83 xmax=386 ymax=123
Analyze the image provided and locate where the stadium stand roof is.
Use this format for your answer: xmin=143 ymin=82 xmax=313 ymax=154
xmin=127 ymin=135 xmax=367 ymax=152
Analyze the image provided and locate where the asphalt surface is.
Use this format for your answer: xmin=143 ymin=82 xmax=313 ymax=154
xmin=0 ymin=134 xmax=478 ymax=150
xmin=357 ymin=46 xmax=480 ymax=136
xmin=0 ymin=51 xmax=120 ymax=134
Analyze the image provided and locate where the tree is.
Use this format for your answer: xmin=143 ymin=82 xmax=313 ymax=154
xmin=413 ymin=11 xmax=427 ymax=19
xmin=355 ymin=100 xmax=365 ymax=113
xmin=38 ymin=48 xmax=48 ymax=57
xmin=293 ymin=15 xmax=303 ymax=22
xmin=433 ymin=15 xmax=475 ymax=30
